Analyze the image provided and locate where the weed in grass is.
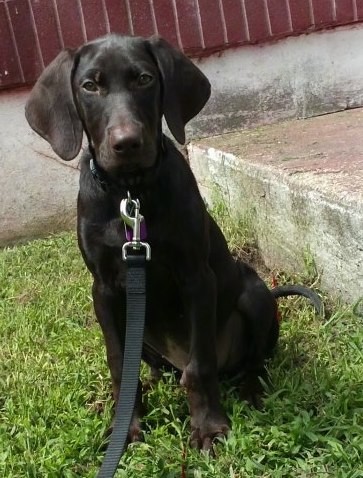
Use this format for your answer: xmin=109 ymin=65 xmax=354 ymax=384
xmin=0 ymin=214 xmax=362 ymax=477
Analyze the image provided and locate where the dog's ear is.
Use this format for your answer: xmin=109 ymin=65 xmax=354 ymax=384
xmin=148 ymin=37 xmax=211 ymax=144
xmin=25 ymin=49 xmax=83 ymax=161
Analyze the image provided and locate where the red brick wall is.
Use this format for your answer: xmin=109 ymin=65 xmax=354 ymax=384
xmin=0 ymin=0 xmax=361 ymax=89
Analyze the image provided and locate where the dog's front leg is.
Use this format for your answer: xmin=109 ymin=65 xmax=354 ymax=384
xmin=179 ymin=266 xmax=230 ymax=450
xmin=92 ymin=280 xmax=144 ymax=443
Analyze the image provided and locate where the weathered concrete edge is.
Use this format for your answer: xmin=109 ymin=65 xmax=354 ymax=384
xmin=188 ymin=144 xmax=363 ymax=304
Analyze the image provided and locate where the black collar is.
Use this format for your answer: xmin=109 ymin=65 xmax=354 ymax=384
xmin=89 ymin=156 xmax=108 ymax=190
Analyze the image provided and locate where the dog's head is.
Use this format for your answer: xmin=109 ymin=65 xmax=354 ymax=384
xmin=25 ymin=35 xmax=211 ymax=174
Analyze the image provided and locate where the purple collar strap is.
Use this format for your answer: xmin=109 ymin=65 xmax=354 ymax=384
xmin=124 ymin=221 xmax=147 ymax=241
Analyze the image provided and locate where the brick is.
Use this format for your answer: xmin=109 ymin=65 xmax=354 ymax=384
xmin=105 ymin=0 xmax=131 ymax=35
xmin=80 ymin=0 xmax=108 ymax=41
xmin=357 ymin=0 xmax=363 ymax=19
xmin=198 ymin=0 xmax=225 ymax=48
xmin=267 ymin=0 xmax=291 ymax=35
xmin=174 ymin=0 xmax=203 ymax=52
xmin=30 ymin=0 xmax=62 ymax=65
xmin=152 ymin=0 xmax=179 ymax=47
xmin=56 ymin=0 xmax=85 ymax=48
xmin=244 ymin=0 xmax=270 ymax=42
xmin=311 ymin=0 xmax=334 ymax=26
xmin=288 ymin=0 xmax=313 ymax=31
xmin=7 ymin=0 xmax=42 ymax=83
xmin=221 ymin=0 xmax=248 ymax=44
xmin=129 ymin=0 xmax=155 ymax=37
xmin=335 ymin=0 xmax=355 ymax=23
xmin=0 ymin=3 xmax=23 ymax=87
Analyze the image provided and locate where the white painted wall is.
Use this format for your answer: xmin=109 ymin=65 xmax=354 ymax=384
xmin=191 ymin=23 xmax=363 ymax=136
xmin=0 ymin=88 xmax=79 ymax=245
xmin=2 ymin=24 xmax=363 ymax=244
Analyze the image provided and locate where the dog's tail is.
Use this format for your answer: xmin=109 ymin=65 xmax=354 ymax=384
xmin=271 ymin=284 xmax=324 ymax=317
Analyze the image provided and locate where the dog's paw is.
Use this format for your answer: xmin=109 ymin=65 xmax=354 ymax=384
xmin=190 ymin=414 xmax=230 ymax=452
xmin=239 ymin=372 xmax=266 ymax=409
xmin=128 ymin=416 xmax=144 ymax=443
xmin=104 ymin=415 xmax=144 ymax=445
xmin=239 ymin=388 xmax=263 ymax=409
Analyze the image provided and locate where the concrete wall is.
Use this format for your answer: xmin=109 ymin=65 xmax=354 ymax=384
xmin=192 ymin=24 xmax=363 ymax=136
xmin=2 ymin=24 xmax=363 ymax=244
xmin=0 ymin=87 xmax=79 ymax=245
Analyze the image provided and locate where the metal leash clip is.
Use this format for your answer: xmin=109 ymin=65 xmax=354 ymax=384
xmin=120 ymin=192 xmax=151 ymax=261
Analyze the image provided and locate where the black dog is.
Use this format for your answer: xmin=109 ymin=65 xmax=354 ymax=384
xmin=26 ymin=34 xmax=321 ymax=451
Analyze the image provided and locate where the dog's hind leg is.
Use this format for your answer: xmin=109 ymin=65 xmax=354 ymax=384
xmin=236 ymin=280 xmax=279 ymax=407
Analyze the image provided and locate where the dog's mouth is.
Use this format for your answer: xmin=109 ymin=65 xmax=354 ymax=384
xmin=97 ymin=144 xmax=157 ymax=174
xmin=116 ymin=159 xmax=155 ymax=173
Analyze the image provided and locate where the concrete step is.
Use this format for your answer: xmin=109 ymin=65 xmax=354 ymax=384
xmin=188 ymin=108 xmax=363 ymax=304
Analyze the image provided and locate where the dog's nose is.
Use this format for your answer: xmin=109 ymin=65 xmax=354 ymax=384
xmin=108 ymin=125 xmax=143 ymax=154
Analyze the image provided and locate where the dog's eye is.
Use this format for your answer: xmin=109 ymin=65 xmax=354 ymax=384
xmin=82 ymin=80 xmax=98 ymax=92
xmin=138 ymin=73 xmax=153 ymax=86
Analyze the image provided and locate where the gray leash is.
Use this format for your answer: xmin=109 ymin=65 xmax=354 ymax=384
xmin=97 ymin=194 xmax=151 ymax=478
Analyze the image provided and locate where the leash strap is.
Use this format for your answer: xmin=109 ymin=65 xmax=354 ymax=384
xmin=97 ymin=254 xmax=147 ymax=478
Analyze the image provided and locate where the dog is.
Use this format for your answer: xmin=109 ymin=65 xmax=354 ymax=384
xmin=25 ymin=34 xmax=321 ymax=451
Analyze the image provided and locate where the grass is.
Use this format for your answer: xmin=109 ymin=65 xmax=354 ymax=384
xmin=1 ymin=208 xmax=363 ymax=477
